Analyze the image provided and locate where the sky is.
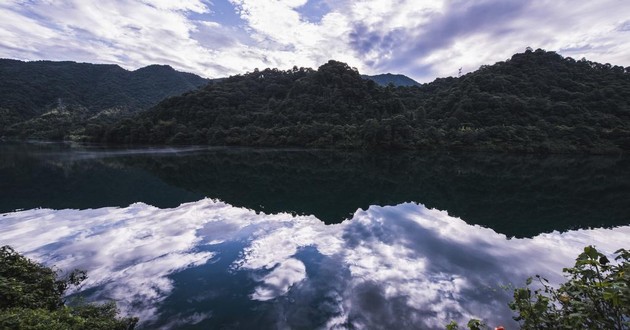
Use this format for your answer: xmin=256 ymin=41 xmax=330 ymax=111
xmin=1 ymin=0 xmax=630 ymax=82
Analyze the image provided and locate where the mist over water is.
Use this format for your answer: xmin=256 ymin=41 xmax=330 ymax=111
xmin=1 ymin=143 xmax=629 ymax=329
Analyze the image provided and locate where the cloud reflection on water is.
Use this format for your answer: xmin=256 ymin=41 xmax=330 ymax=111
xmin=1 ymin=199 xmax=628 ymax=329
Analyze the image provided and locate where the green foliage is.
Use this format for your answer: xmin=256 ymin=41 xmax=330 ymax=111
xmin=0 ymin=59 xmax=207 ymax=140
xmin=0 ymin=245 xmax=85 ymax=311
xmin=3 ymin=50 xmax=630 ymax=153
xmin=510 ymin=246 xmax=630 ymax=329
xmin=446 ymin=320 xmax=459 ymax=330
xmin=444 ymin=319 xmax=489 ymax=330
xmin=93 ymin=50 xmax=630 ymax=153
xmin=447 ymin=246 xmax=629 ymax=330
xmin=0 ymin=304 xmax=136 ymax=330
xmin=0 ymin=246 xmax=137 ymax=329
xmin=466 ymin=319 xmax=488 ymax=330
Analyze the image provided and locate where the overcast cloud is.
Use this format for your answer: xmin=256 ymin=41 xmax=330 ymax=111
xmin=1 ymin=0 xmax=629 ymax=81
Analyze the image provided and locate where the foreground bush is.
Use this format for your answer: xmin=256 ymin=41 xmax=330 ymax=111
xmin=511 ymin=246 xmax=629 ymax=329
xmin=448 ymin=246 xmax=629 ymax=329
xmin=0 ymin=245 xmax=137 ymax=330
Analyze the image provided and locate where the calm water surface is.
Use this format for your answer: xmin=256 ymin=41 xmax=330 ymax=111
xmin=2 ymin=142 xmax=630 ymax=329
xmin=1 ymin=142 xmax=629 ymax=237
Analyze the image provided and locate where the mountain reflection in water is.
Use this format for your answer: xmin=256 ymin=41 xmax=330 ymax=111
xmin=1 ymin=142 xmax=628 ymax=237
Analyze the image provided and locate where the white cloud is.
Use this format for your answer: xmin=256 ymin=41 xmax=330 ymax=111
xmin=1 ymin=0 xmax=629 ymax=81
xmin=338 ymin=0 xmax=630 ymax=80
xmin=0 ymin=0 xmax=232 ymax=76
xmin=2 ymin=199 xmax=629 ymax=328
xmin=251 ymin=258 xmax=307 ymax=301
xmin=139 ymin=0 xmax=210 ymax=12
xmin=0 ymin=203 xmax=216 ymax=321
xmin=228 ymin=0 xmax=360 ymax=70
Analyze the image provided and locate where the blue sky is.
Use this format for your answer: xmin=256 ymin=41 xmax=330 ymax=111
xmin=1 ymin=0 xmax=629 ymax=82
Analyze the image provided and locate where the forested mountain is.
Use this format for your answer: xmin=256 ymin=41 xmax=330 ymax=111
xmin=362 ymin=73 xmax=420 ymax=86
xmin=0 ymin=59 xmax=208 ymax=139
xmin=93 ymin=49 xmax=630 ymax=153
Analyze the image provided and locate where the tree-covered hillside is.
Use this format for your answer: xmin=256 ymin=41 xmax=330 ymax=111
xmin=0 ymin=59 xmax=208 ymax=139
xmin=93 ymin=49 xmax=630 ymax=153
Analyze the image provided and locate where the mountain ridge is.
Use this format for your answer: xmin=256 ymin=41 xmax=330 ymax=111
xmin=0 ymin=59 xmax=208 ymax=139
xmin=2 ymin=49 xmax=630 ymax=153
xmin=90 ymin=49 xmax=630 ymax=153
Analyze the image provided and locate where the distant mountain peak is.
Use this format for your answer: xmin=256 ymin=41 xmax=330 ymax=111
xmin=134 ymin=64 xmax=175 ymax=72
xmin=362 ymin=73 xmax=420 ymax=87
xmin=0 ymin=59 xmax=209 ymax=127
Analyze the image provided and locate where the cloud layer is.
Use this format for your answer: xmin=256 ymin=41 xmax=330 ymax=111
xmin=2 ymin=199 xmax=629 ymax=328
xmin=1 ymin=0 xmax=629 ymax=81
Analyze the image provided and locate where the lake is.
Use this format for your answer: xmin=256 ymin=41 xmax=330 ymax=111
xmin=1 ymin=142 xmax=629 ymax=329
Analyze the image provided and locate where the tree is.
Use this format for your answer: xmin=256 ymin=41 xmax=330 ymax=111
xmin=447 ymin=246 xmax=630 ymax=329
xmin=446 ymin=319 xmax=488 ymax=330
xmin=0 ymin=245 xmax=138 ymax=329
xmin=510 ymin=246 xmax=629 ymax=329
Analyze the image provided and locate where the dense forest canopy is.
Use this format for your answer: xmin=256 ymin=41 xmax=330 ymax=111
xmin=0 ymin=59 xmax=208 ymax=139
xmin=93 ymin=49 xmax=630 ymax=153
xmin=2 ymin=49 xmax=630 ymax=153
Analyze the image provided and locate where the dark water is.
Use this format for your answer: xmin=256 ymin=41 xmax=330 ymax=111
xmin=1 ymin=142 xmax=629 ymax=237
xmin=2 ymin=142 xmax=630 ymax=329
